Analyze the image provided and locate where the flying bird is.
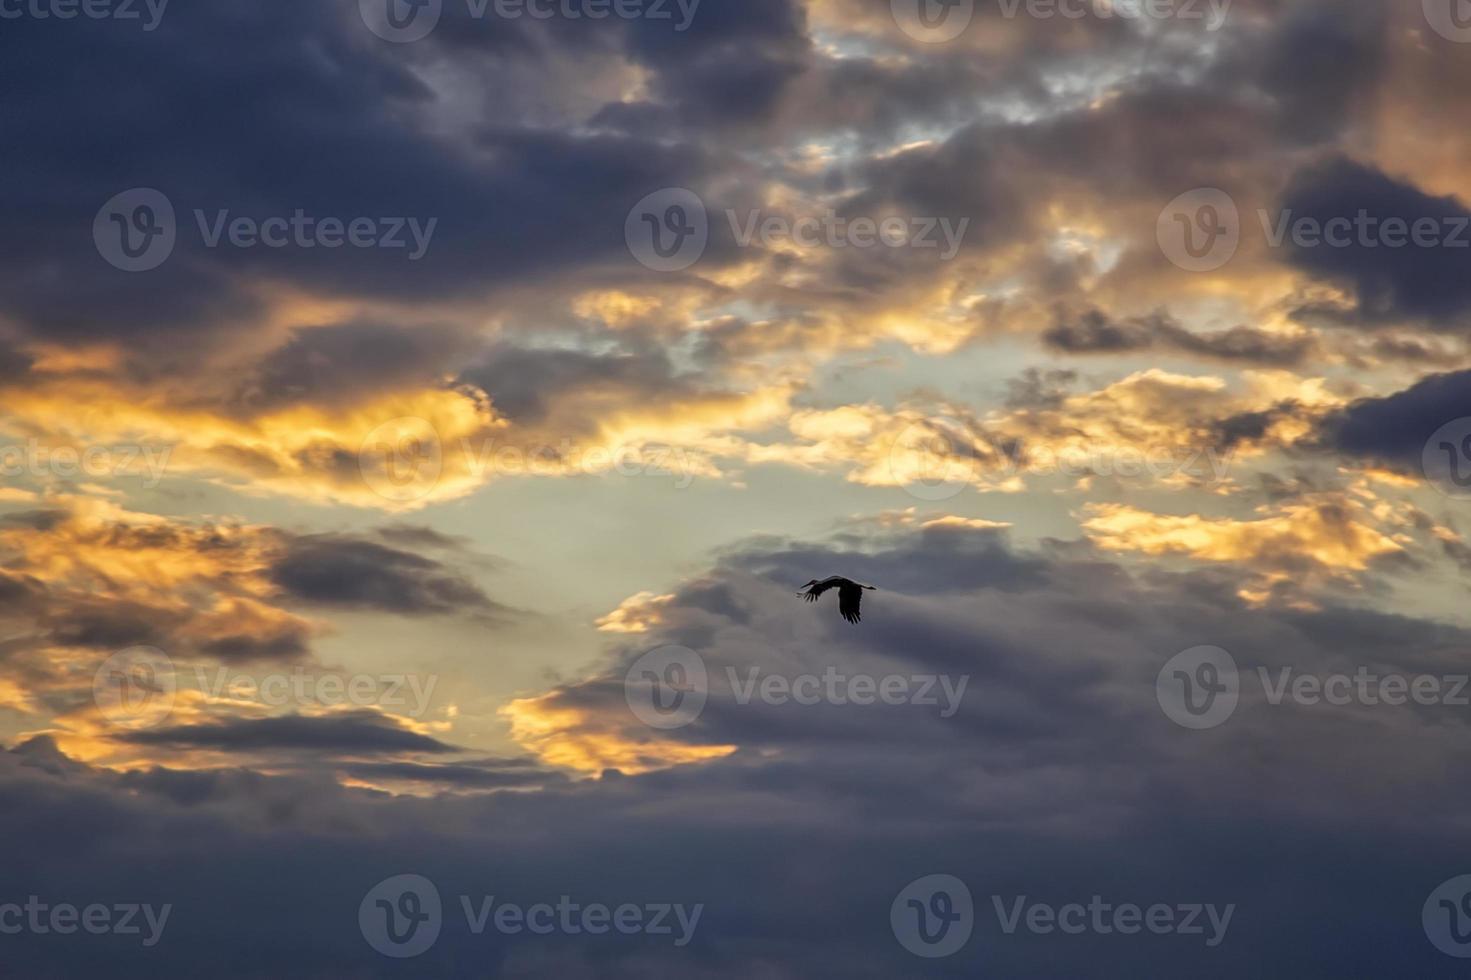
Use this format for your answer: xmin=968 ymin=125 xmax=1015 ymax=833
xmin=797 ymin=576 xmax=877 ymax=624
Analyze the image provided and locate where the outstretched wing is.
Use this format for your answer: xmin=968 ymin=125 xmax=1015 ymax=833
xmin=838 ymin=581 xmax=863 ymax=624
xmin=802 ymin=579 xmax=838 ymax=602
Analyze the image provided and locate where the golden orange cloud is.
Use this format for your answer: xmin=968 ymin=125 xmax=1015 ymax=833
xmin=501 ymin=691 xmax=736 ymax=776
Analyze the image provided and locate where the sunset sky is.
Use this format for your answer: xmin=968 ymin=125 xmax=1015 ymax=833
xmin=5 ymin=0 xmax=1471 ymax=975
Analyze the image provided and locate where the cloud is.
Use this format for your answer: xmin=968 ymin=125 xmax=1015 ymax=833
xmin=1080 ymin=496 xmax=1406 ymax=602
xmin=1278 ymin=156 xmax=1471 ymax=324
xmin=0 ymin=500 xmax=499 ymax=768
xmin=268 ymin=534 xmax=501 ymax=617
xmin=1318 ymin=368 xmax=1471 ymax=472
xmin=596 ymin=591 xmax=677 ymax=633
xmin=119 ymin=711 xmax=458 ymax=756
xmin=1 ymin=517 xmax=1470 ymax=975
xmin=1044 ymin=309 xmax=1317 ymax=366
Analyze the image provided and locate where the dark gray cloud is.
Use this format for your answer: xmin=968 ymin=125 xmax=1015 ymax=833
xmin=1044 ymin=309 xmax=1316 ymax=365
xmin=337 ymin=758 xmax=567 ymax=791
xmin=4 ymin=2 xmax=1471 ymax=977
xmin=462 ymin=345 xmax=687 ymax=428
xmin=0 ymin=1 xmax=715 ymax=355
xmin=120 ymin=711 xmax=458 ymax=755
xmin=1279 ymin=157 xmax=1471 ymax=325
xmin=221 ymin=320 xmax=477 ymax=415
xmin=2 ymin=523 xmax=1470 ymax=976
xmin=268 ymin=534 xmax=501 ymax=617
xmin=1318 ymin=369 xmax=1471 ymax=470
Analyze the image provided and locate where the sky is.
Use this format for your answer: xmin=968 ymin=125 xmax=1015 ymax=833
xmin=5 ymin=0 xmax=1471 ymax=975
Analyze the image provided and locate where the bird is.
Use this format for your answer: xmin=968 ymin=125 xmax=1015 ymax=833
xmin=797 ymin=576 xmax=877 ymax=624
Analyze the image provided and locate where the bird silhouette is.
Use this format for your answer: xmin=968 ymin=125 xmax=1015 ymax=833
xmin=797 ymin=576 xmax=877 ymax=624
